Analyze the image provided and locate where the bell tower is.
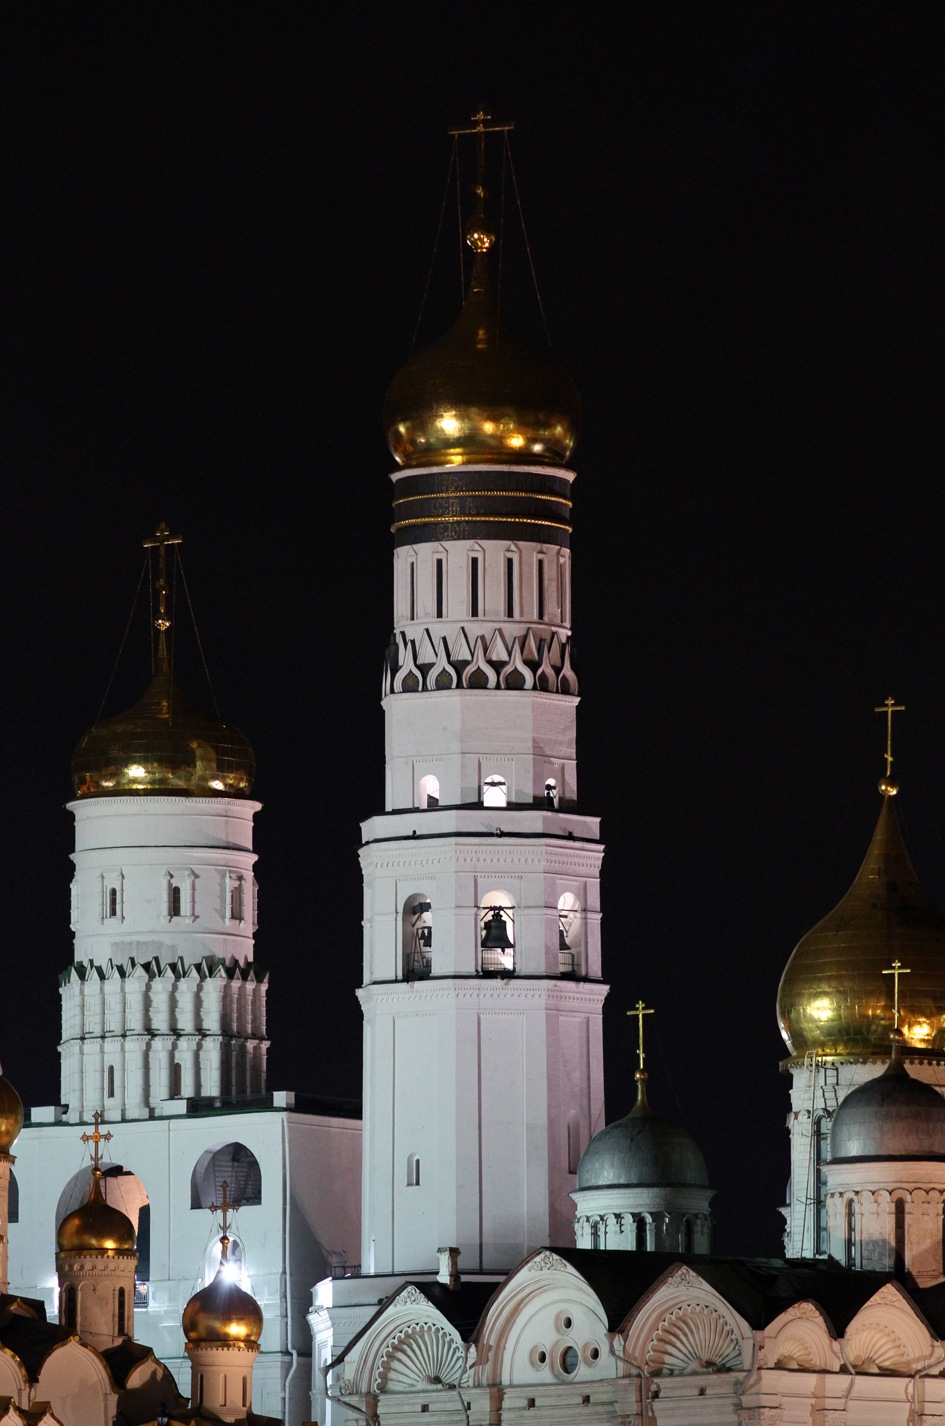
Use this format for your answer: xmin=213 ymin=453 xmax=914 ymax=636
xmin=358 ymin=115 xmax=607 ymax=1275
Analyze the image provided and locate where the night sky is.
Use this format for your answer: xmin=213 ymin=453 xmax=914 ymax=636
xmin=4 ymin=6 xmax=944 ymax=1258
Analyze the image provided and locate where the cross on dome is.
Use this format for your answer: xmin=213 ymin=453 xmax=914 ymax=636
xmin=882 ymin=958 xmax=911 ymax=1030
xmin=874 ymin=696 xmax=905 ymax=795
xmin=80 ymin=1110 xmax=113 ymax=1173
xmin=627 ymin=999 xmax=654 ymax=1073
xmin=209 ymin=1178 xmax=240 ymax=1259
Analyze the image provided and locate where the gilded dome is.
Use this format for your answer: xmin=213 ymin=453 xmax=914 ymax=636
xmin=383 ymin=252 xmax=580 ymax=468
xmin=576 ymin=1073 xmax=709 ymax=1190
xmin=57 ymin=1169 xmax=136 ymax=1254
xmin=0 ymin=1070 xmax=24 ymax=1154
xmin=72 ymin=660 xmax=255 ymax=799
xmin=777 ymin=796 xmax=945 ymax=1060
xmin=182 ymin=1245 xmax=263 ymax=1345
xmin=830 ymin=1042 xmax=945 ymax=1161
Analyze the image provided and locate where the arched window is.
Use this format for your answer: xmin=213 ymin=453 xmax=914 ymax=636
xmin=468 ymin=546 xmax=482 ymax=618
xmin=635 ymin=1216 xmax=648 ymax=1252
xmin=62 ymin=1283 xmax=77 ymax=1331
xmin=191 ymin=1143 xmax=262 ymax=1209
xmin=419 ymin=774 xmax=440 ymax=810
xmin=895 ymin=1197 xmax=906 ymax=1274
xmin=402 ymin=897 xmax=432 ymax=980
xmin=108 ymin=886 xmax=118 ymax=918
xmin=107 ymin=1065 xmax=115 ymax=1099
xmin=482 ymin=774 xmax=507 ymax=808
xmin=434 ymin=553 xmax=446 ymax=620
xmin=536 ymin=553 xmax=546 ymax=621
xmin=558 ymin=892 xmax=582 ymax=975
xmin=567 ymin=1112 xmax=581 ymax=1174
xmin=170 ymin=883 xmax=182 ymax=917
xmin=846 ymin=1198 xmax=857 ymax=1269
xmin=229 ymin=875 xmax=243 ymax=921
xmin=117 ymin=1286 xmax=126 ymax=1336
xmin=683 ymin=1217 xmax=695 ymax=1254
xmin=544 ymin=777 xmax=558 ymax=809
xmin=172 ymin=1062 xmax=182 ymax=1097
xmin=8 ymin=1171 xmax=18 ymax=1224
xmin=407 ymin=1154 xmax=420 ymax=1187
xmin=479 ymin=892 xmax=515 ymax=975
xmin=590 ymin=1219 xmax=602 ymax=1250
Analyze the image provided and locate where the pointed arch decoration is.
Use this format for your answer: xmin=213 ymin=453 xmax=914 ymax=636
xmin=463 ymin=637 xmax=498 ymax=690
xmin=499 ymin=639 xmax=535 ymax=690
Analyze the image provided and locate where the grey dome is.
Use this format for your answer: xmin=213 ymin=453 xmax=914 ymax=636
xmin=576 ymin=1076 xmax=709 ymax=1190
xmin=830 ymin=1052 xmax=945 ymax=1162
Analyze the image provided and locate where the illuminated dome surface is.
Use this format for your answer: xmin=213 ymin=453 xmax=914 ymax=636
xmin=72 ymin=662 xmax=255 ymax=799
xmin=0 ymin=1071 xmax=24 ymax=1154
xmin=577 ymin=1074 xmax=708 ymax=1190
xmin=778 ymin=796 xmax=945 ymax=1060
xmin=830 ymin=1044 xmax=945 ymax=1161
xmin=58 ymin=1170 xmax=136 ymax=1254
xmin=383 ymin=253 xmax=580 ymax=468
xmin=183 ymin=1252 xmax=263 ymax=1345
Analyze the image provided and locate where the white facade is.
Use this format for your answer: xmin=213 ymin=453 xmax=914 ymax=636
xmin=10 ymin=1103 xmax=361 ymax=1422
xmin=359 ymin=460 xmax=608 ymax=1280
xmin=63 ymin=796 xmax=265 ymax=1122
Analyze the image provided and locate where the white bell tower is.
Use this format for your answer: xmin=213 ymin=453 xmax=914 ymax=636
xmin=359 ymin=115 xmax=607 ymax=1276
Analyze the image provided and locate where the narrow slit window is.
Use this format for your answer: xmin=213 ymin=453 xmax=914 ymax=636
xmin=170 ymin=883 xmax=182 ymax=917
xmin=108 ymin=886 xmax=118 ymax=918
xmin=435 ymin=557 xmax=444 ymax=619
xmin=470 ymin=556 xmax=480 ymax=617
xmin=537 ymin=555 xmax=545 ymax=620
xmin=846 ymin=1199 xmax=856 ymax=1268
xmin=107 ymin=1065 xmax=115 ymax=1099
xmin=635 ymin=1216 xmax=647 ymax=1252
xmin=895 ymin=1198 xmax=906 ymax=1273
xmin=409 ymin=561 xmax=416 ymax=622
xmin=117 ymin=1286 xmax=126 ymax=1336
xmin=506 ymin=555 xmax=515 ymax=618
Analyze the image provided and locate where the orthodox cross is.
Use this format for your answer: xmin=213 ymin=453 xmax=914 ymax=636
xmin=80 ymin=1110 xmax=112 ymax=1172
xmin=143 ymin=522 xmax=183 ymax=636
xmin=627 ymin=1000 xmax=654 ymax=1072
xmin=209 ymin=1179 xmax=240 ymax=1253
xmin=883 ymin=959 xmax=911 ymax=1030
xmin=874 ymin=696 xmax=905 ymax=779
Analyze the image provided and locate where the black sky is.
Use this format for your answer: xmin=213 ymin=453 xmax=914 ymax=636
xmin=4 ymin=4 xmax=945 ymax=1257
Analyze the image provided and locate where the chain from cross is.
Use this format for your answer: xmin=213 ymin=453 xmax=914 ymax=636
xmin=882 ymin=959 xmax=911 ymax=1030
xmin=208 ymin=1179 xmax=241 ymax=1243
xmin=142 ymin=522 xmax=183 ymax=635
xmin=627 ymin=999 xmax=654 ymax=1072
xmin=80 ymin=1110 xmax=113 ymax=1172
xmin=874 ymin=696 xmax=905 ymax=779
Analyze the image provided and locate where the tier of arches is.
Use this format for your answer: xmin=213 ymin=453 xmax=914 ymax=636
xmin=74 ymin=868 xmax=254 ymax=928
xmin=417 ymin=771 xmax=562 ymax=812
xmin=398 ymin=543 xmax=571 ymax=629
xmin=400 ymin=889 xmax=584 ymax=980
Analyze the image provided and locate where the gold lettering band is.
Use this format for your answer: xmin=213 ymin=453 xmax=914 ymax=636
xmin=391 ymin=514 xmax=573 ymax=534
xmin=392 ymin=489 xmax=572 ymax=510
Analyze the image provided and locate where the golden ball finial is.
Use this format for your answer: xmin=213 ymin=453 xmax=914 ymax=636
xmin=879 ymin=778 xmax=899 ymax=797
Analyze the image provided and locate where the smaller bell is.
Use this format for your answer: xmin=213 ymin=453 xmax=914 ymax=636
xmin=481 ymin=907 xmax=513 ymax=951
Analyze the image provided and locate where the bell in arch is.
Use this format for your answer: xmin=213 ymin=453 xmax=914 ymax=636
xmin=480 ymin=907 xmax=513 ymax=951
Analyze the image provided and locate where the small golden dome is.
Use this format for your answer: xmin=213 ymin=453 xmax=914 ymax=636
xmin=383 ymin=252 xmax=580 ymax=468
xmin=72 ymin=661 xmax=255 ymax=799
xmin=0 ymin=1070 xmax=24 ymax=1154
xmin=57 ymin=1169 xmax=136 ymax=1254
xmin=182 ymin=1244 xmax=263 ymax=1345
xmin=778 ymin=796 xmax=945 ymax=1059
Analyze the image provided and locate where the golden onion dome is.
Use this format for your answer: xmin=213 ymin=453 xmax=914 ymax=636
xmin=182 ymin=1246 xmax=263 ymax=1345
xmin=57 ymin=1168 xmax=136 ymax=1254
xmin=778 ymin=795 xmax=945 ymax=1060
xmin=0 ymin=1070 xmax=24 ymax=1154
xmin=72 ymin=658 xmax=255 ymax=799
xmin=383 ymin=251 xmax=580 ymax=468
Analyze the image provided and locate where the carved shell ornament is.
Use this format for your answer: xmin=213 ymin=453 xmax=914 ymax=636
xmin=375 ymin=1322 xmax=468 ymax=1392
xmin=645 ymin=1304 xmax=743 ymax=1375
xmin=845 ymin=1320 xmax=910 ymax=1373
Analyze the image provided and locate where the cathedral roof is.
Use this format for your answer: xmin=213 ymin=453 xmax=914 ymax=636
xmin=0 ymin=1069 xmax=24 ymax=1154
xmin=182 ymin=1239 xmax=263 ymax=1345
xmin=777 ymin=793 xmax=945 ymax=1060
xmin=57 ymin=1167 xmax=136 ymax=1255
xmin=72 ymin=657 xmax=255 ymax=799
xmin=576 ymin=1072 xmax=709 ymax=1190
xmin=829 ymin=1037 xmax=945 ymax=1161
xmin=383 ymin=250 xmax=579 ymax=469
